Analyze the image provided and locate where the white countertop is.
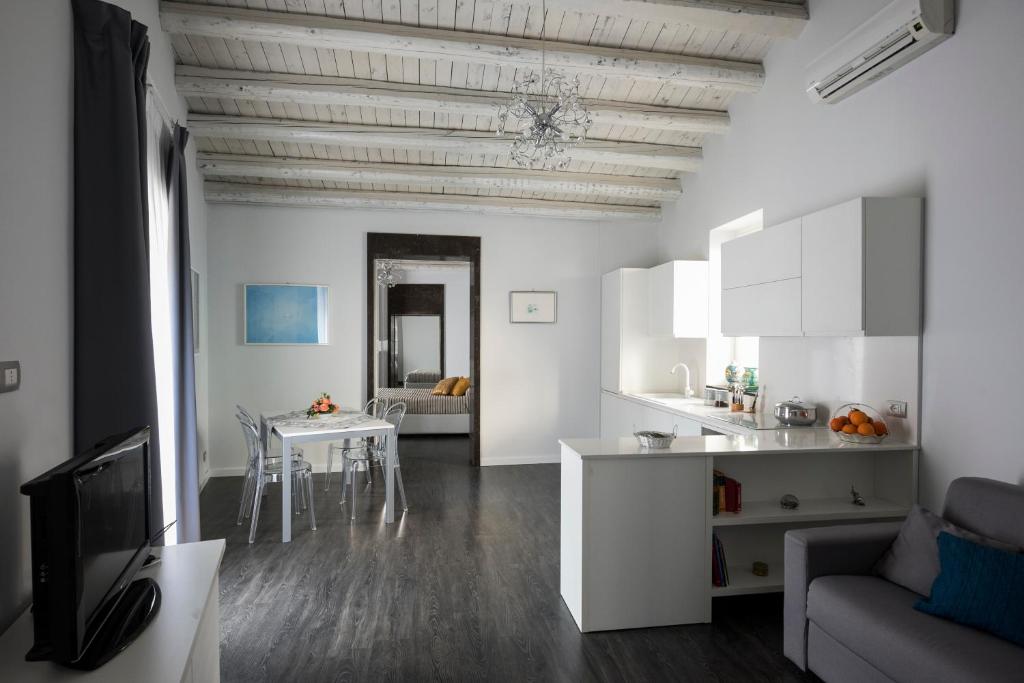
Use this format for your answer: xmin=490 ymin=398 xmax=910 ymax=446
xmin=560 ymin=430 xmax=918 ymax=459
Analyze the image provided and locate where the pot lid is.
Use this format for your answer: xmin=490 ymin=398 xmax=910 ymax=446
xmin=775 ymin=396 xmax=812 ymax=410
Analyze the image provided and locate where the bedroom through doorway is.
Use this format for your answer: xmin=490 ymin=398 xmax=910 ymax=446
xmin=366 ymin=234 xmax=481 ymax=466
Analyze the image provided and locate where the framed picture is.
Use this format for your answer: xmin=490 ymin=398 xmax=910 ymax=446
xmin=191 ymin=269 xmax=200 ymax=354
xmin=509 ymin=290 xmax=557 ymax=324
xmin=244 ymin=283 xmax=330 ymax=345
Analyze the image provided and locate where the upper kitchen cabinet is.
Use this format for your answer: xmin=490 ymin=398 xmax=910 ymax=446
xmin=721 ymin=218 xmax=803 ymax=337
xmin=602 ymin=268 xmax=650 ymax=393
xmin=648 ymin=261 xmax=709 ymax=339
xmin=801 ymin=197 xmax=922 ymax=336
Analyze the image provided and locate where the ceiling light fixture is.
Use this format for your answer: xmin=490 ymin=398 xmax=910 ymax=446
xmin=376 ymin=260 xmax=402 ymax=288
xmin=496 ymin=0 xmax=592 ymax=170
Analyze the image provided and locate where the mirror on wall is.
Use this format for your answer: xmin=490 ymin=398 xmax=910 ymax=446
xmin=390 ymin=314 xmax=442 ymax=388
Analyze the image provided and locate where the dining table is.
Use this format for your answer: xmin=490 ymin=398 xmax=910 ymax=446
xmin=260 ymin=408 xmax=398 ymax=542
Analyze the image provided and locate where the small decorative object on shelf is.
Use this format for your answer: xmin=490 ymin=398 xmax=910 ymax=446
xmin=829 ymin=402 xmax=889 ymax=443
xmin=752 ymin=561 xmax=769 ymax=577
xmin=780 ymin=493 xmax=800 ymax=510
xmin=306 ymin=392 xmax=339 ymax=418
xmin=850 ymin=485 xmax=866 ymax=506
xmin=742 ymin=366 xmax=758 ymax=390
xmin=725 ymin=361 xmax=743 ymax=384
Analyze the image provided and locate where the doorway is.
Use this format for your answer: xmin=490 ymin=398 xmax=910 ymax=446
xmin=366 ymin=234 xmax=481 ymax=466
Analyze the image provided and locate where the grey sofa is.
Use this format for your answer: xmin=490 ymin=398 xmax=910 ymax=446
xmin=784 ymin=477 xmax=1024 ymax=683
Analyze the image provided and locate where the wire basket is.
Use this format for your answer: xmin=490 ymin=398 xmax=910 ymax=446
xmin=634 ymin=425 xmax=678 ymax=449
xmin=829 ymin=403 xmax=889 ymax=444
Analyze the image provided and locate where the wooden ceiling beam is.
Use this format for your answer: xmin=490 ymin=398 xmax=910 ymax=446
xmin=189 ymin=115 xmax=702 ymax=173
xmin=160 ymin=2 xmax=764 ymax=92
xmin=203 ymin=182 xmax=661 ymax=221
xmin=531 ymin=1 xmax=808 ymax=39
xmin=197 ymin=153 xmax=682 ymax=202
xmin=176 ymin=67 xmax=731 ymax=136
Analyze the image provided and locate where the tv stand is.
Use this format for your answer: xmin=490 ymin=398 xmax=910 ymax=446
xmin=0 ymin=540 xmax=224 ymax=682
xmin=68 ymin=578 xmax=161 ymax=671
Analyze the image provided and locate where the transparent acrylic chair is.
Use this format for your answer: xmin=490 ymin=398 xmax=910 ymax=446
xmin=324 ymin=396 xmax=389 ymax=492
xmin=340 ymin=401 xmax=409 ymax=521
xmin=235 ymin=414 xmax=316 ymax=543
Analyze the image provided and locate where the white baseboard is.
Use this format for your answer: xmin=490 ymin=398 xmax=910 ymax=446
xmin=481 ymin=454 xmax=561 ymax=466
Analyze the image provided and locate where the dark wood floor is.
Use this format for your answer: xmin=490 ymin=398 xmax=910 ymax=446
xmin=201 ymin=436 xmax=818 ymax=682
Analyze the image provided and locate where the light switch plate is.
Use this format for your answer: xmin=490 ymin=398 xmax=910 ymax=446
xmin=886 ymin=400 xmax=908 ymax=419
xmin=0 ymin=361 xmax=20 ymax=393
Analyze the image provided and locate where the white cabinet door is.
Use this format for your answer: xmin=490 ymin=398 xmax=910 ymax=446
xmin=601 ymin=271 xmax=622 ymax=391
xmin=722 ymin=279 xmax=802 ymax=337
xmin=801 ymin=198 xmax=864 ymax=335
xmin=648 ymin=261 xmax=709 ymax=339
xmin=721 ymin=218 xmax=801 ymax=290
xmin=645 ymin=407 xmax=702 ymax=436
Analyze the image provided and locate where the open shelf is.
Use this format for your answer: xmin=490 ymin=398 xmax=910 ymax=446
xmin=712 ymin=569 xmax=783 ymax=597
xmin=711 ymin=497 xmax=909 ymax=527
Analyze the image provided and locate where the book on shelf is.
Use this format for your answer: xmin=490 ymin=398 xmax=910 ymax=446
xmin=712 ymin=470 xmax=743 ymax=515
xmin=711 ymin=533 xmax=730 ymax=587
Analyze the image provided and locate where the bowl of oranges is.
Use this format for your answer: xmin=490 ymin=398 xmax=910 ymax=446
xmin=829 ymin=403 xmax=889 ymax=444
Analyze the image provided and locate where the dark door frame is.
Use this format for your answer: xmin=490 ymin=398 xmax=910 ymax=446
xmin=367 ymin=233 xmax=481 ymax=466
xmin=386 ymin=284 xmax=445 ymax=387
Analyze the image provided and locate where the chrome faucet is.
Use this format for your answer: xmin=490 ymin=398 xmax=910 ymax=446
xmin=670 ymin=363 xmax=694 ymax=398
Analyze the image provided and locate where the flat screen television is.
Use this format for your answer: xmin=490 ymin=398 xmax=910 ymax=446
xmin=20 ymin=426 xmax=160 ymax=669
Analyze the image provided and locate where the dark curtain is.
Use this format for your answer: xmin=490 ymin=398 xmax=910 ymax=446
xmin=168 ymin=125 xmax=200 ymax=543
xmin=72 ymin=0 xmax=163 ymax=540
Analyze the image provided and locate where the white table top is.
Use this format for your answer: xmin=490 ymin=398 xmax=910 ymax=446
xmin=0 ymin=540 xmax=225 ymax=682
xmin=560 ymin=431 xmax=918 ymax=459
xmin=262 ymin=409 xmax=394 ymax=439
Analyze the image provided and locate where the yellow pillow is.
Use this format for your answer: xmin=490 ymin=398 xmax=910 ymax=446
xmin=431 ymin=377 xmax=458 ymax=395
xmin=451 ymin=377 xmax=471 ymax=396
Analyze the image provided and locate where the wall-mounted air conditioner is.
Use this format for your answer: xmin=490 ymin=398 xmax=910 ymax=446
xmin=806 ymin=0 xmax=955 ymax=104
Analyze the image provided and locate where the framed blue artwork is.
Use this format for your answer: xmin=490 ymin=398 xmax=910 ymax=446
xmin=244 ymin=284 xmax=329 ymax=345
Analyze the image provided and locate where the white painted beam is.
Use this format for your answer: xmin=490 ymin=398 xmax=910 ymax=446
xmin=176 ymin=67 xmax=730 ymax=136
xmin=160 ymin=2 xmax=764 ymax=92
xmin=197 ymin=153 xmax=682 ymax=202
xmin=529 ymin=1 xmax=808 ymax=39
xmin=204 ymin=182 xmax=661 ymax=221
xmin=189 ymin=115 xmax=701 ymax=173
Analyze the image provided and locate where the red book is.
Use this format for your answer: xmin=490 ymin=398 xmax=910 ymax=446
xmin=725 ymin=478 xmax=738 ymax=513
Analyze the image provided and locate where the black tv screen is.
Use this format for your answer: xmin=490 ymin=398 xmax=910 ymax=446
xmin=76 ymin=440 xmax=148 ymax=630
xmin=21 ymin=427 xmax=153 ymax=665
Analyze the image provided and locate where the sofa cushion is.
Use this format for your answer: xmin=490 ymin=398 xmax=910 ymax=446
xmin=915 ymin=532 xmax=1024 ymax=647
xmin=807 ymin=575 xmax=1024 ymax=683
xmin=943 ymin=478 xmax=1024 ymax=547
xmin=874 ymin=504 xmax=1019 ymax=597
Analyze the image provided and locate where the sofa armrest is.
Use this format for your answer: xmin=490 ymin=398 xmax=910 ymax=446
xmin=783 ymin=521 xmax=902 ymax=671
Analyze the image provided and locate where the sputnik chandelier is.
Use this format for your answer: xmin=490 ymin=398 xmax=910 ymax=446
xmin=496 ymin=0 xmax=592 ymax=170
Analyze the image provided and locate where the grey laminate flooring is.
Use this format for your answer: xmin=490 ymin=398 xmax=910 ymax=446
xmin=201 ymin=436 xmax=817 ymax=682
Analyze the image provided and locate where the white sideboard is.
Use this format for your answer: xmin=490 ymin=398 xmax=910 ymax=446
xmin=0 ymin=540 xmax=225 ymax=683
xmin=560 ymin=436 xmax=917 ymax=632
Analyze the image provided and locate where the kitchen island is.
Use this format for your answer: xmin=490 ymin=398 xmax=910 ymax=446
xmin=559 ymin=431 xmax=917 ymax=632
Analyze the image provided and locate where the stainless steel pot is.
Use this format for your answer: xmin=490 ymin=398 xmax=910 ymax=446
xmin=774 ymin=396 xmax=818 ymax=426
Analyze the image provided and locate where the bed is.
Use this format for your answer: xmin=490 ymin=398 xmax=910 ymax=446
xmin=375 ymin=386 xmax=472 ymax=434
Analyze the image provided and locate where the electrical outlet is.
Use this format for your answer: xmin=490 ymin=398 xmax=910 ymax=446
xmin=886 ymin=400 xmax=908 ymax=419
xmin=0 ymin=361 xmax=20 ymax=393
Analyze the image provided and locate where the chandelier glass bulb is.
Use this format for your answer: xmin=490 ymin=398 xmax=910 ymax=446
xmin=376 ymin=260 xmax=402 ymax=288
xmin=496 ymin=69 xmax=593 ymax=171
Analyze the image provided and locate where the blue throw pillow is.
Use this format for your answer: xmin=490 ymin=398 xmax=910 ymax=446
xmin=914 ymin=532 xmax=1024 ymax=646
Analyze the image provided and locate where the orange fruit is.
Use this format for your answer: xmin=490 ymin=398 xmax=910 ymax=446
xmin=857 ymin=422 xmax=876 ymax=436
xmin=874 ymin=421 xmax=888 ymax=435
xmin=841 ymin=424 xmax=858 ymax=435
xmin=849 ymin=410 xmax=869 ymax=426
xmin=829 ymin=417 xmax=848 ymax=432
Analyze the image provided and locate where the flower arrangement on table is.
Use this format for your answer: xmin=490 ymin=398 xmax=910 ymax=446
xmin=306 ymin=392 xmax=340 ymax=418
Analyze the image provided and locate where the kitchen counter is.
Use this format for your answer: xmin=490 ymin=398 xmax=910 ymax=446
xmin=561 ymin=430 xmax=918 ymax=460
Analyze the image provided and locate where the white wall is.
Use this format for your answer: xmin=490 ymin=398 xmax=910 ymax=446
xmin=399 ymin=265 xmax=471 ymax=378
xmin=207 ymin=204 xmax=659 ymax=472
xmin=658 ymin=0 xmax=1024 ymax=508
xmin=0 ymin=0 xmax=207 ymax=630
